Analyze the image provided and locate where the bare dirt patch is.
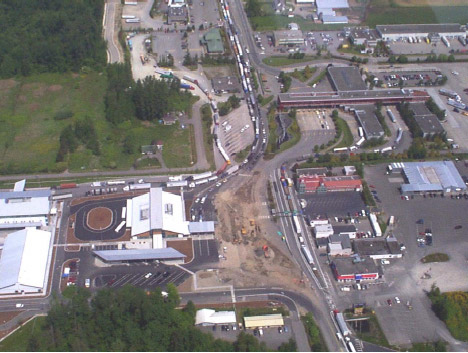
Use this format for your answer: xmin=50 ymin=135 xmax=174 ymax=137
xmin=29 ymin=103 xmax=40 ymax=112
xmin=0 ymin=79 xmax=18 ymax=91
xmin=214 ymin=177 xmax=304 ymax=289
xmin=87 ymin=207 xmax=113 ymax=230
xmin=0 ymin=311 xmax=22 ymax=326
xmin=167 ymin=239 xmax=194 ymax=263
xmin=48 ymin=85 xmax=63 ymax=92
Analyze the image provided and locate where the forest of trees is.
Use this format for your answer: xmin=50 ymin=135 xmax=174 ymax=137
xmin=56 ymin=117 xmax=100 ymax=162
xmin=25 ymin=285 xmax=293 ymax=352
xmin=105 ymin=63 xmax=194 ymax=125
xmin=0 ymin=0 xmax=106 ymax=78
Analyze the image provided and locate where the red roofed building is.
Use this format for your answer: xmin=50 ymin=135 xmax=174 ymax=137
xmin=297 ymin=175 xmax=362 ymax=194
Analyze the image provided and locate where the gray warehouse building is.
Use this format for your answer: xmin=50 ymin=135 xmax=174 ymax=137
xmin=273 ymin=30 xmax=304 ymax=47
xmin=400 ymin=161 xmax=466 ymax=195
xmin=353 ymin=105 xmax=384 ymax=139
xmin=211 ymin=76 xmax=240 ymax=94
xmin=376 ymin=23 xmax=466 ymax=41
xmin=327 ymin=66 xmax=367 ymax=92
xmin=409 ymin=103 xmax=444 ymax=138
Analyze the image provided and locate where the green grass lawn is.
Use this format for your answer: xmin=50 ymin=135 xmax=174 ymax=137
xmin=0 ymin=316 xmax=46 ymax=351
xmin=263 ymin=56 xmax=317 ymax=67
xmin=287 ymin=66 xmax=317 ymax=82
xmin=421 ymin=253 xmax=450 ymax=263
xmin=365 ymin=5 xmax=468 ymax=27
xmin=134 ymin=157 xmax=162 ymax=169
xmin=334 ymin=117 xmax=354 ymax=148
xmin=0 ymin=72 xmax=195 ymax=174
xmin=200 ymin=104 xmax=216 ymax=170
xmin=308 ymin=68 xmax=327 ymax=86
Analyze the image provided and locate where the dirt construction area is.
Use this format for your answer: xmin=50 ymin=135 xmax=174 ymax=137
xmin=213 ymin=177 xmax=305 ymax=289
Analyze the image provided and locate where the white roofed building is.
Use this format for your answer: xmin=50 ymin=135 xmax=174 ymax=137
xmin=126 ymin=187 xmax=214 ymax=238
xmin=195 ymin=309 xmax=237 ymax=326
xmin=0 ymin=228 xmax=52 ymax=294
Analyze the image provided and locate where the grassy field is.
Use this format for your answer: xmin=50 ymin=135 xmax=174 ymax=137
xmin=365 ymin=5 xmax=468 ymax=27
xmin=0 ymin=316 xmax=46 ymax=351
xmin=421 ymin=253 xmax=450 ymax=263
xmin=263 ymin=56 xmax=317 ymax=67
xmin=287 ymin=66 xmax=317 ymax=82
xmin=200 ymin=104 xmax=216 ymax=170
xmin=334 ymin=117 xmax=354 ymax=148
xmin=0 ymin=72 xmax=194 ymax=174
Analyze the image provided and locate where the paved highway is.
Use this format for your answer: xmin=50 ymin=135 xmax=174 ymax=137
xmin=103 ymin=0 xmax=123 ymax=63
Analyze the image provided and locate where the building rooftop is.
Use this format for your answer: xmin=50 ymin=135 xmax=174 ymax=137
xmin=353 ymin=239 xmax=402 ymax=256
xmin=93 ymin=248 xmax=186 ymax=262
xmin=316 ymin=0 xmax=349 ymax=9
xmin=414 ymin=115 xmax=444 ymax=135
xmin=297 ymin=167 xmax=328 ymax=177
xmin=168 ymin=5 xmax=187 ymax=22
xmin=195 ymin=309 xmax=237 ymax=325
xmin=348 ymin=26 xmax=379 ymax=42
xmin=202 ymin=28 xmax=224 ymax=53
xmin=333 ymin=225 xmax=357 ymax=234
xmin=188 ymin=221 xmax=215 ymax=233
xmin=244 ymin=314 xmax=284 ymax=328
xmin=376 ymin=23 xmax=464 ymax=35
xmin=211 ymin=76 xmax=240 ymax=93
xmin=322 ymin=15 xmax=348 ymax=24
xmin=329 ymin=233 xmax=351 ymax=249
xmin=0 ymin=189 xmax=51 ymax=218
xmin=353 ymin=105 xmax=384 ymax=138
xmin=328 ymin=66 xmax=367 ymax=92
xmin=402 ymin=161 xmax=466 ymax=192
xmin=273 ymin=30 xmax=304 ymax=43
xmin=332 ymin=257 xmax=378 ymax=275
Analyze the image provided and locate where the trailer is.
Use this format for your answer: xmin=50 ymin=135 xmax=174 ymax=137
xmin=52 ymin=193 xmax=73 ymax=201
xmin=441 ymin=36 xmax=450 ymax=48
xmin=459 ymin=36 xmax=467 ymax=46
xmin=439 ymin=88 xmax=459 ymax=99
xmin=300 ymin=245 xmax=316 ymax=270
xmin=347 ymin=342 xmax=357 ymax=353
xmin=183 ymin=75 xmax=198 ymax=84
xmin=59 ymin=183 xmax=77 ymax=189
xmin=121 ymin=207 xmax=127 ymax=219
xmin=166 ymin=180 xmax=188 ymax=188
xmin=292 ymin=215 xmax=302 ymax=234
xmin=193 ymin=172 xmax=213 ymax=181
xmin=395 ymin=128 xmax=402 ymax=144
xmin=386 ymin=109 xmax=396 ymax=123
xmin=107 ymin=180 xmax=125 ymax=185
xmin=226 ymin=164 xmax=240 ymax=175
xmin=333 ymin=147 xmax=349 ymax=153
xmin=381 ymin=146 xmax=393 ymax=153
xmin=115 ymin=221 xmax=126 ymax=233
xmin=129 ymin=183 xmax=151 ymax=190
xmin=335 ymin=312 xmax=351 ymax=336
xmin=356 ymin=137 xmax=365 ymax=147
xmin=195 ymin=179 xmax=209 ymax=185
xmin=180 ymin=83 xmax=194 ymax=90
xmin=448 ymin=99 xmax=466 ymax=110
xmin=369 ymin=213 xmax=382 ymax=237
xmin=125 ymin=18 xmax=141 ymax=23
xmin=358 ymin=127 xmax=364 ymax=137
xmin=210 ymin=101 xmax=218 ymax=111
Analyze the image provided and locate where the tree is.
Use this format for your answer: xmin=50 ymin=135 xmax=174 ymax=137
xmin=448 ymin=54 xmax=455 ymax=62
xmin=278 ymin=338 xmax=297 ymax=351
xmin=397 ymin=55 xmax=408 ymax=63
xmin=388 ymin=55 xmax=397 ymax=64
xmin=245 ymin=0 xmax=261 ymax=17
xmin=228 ymin=95 xmax=241 ymax=109
xmin=233 ymin=331 xmax=267 ymax=352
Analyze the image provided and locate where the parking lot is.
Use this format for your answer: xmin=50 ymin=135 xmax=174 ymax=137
xmin=388 ymin=38 xmax=467 ymax=56
xmin=371 ymin=70 xmax=444 ymax=88
xmin=302 ymin=191 xmax=366 ymax=219
xmin=219 ymin=104 xmax=256 ymax=158
xmin=296 ymin=109 xmax=334 ymax=132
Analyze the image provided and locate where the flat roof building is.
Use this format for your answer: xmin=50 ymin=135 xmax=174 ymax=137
xmin=327 ymin=66 xmax=367 ymax=92
xmin=277 ymin=89 xmax=430 ymax=109
xmin=211 ymin=76 xmax=240 ymax=94
xmin=331 ymin=257 xmax=379 ymax=282
xmin=409 ymin=103 xmax=444 ymax=138
xmin=353 ymin=238 xmax=402 ymax=259
xmin=201 ymin=28 xmax=224 ymax=54
xmin=0 ymin=188 xmax=51 ymax=229
xmin=401 ymin=161 xmax=466 ymax=195
xmin=167 ymin=5 xmax=187 ymax=24
xmin=244 ymin=314 xmax=284 ymax=328
xmin=0 ymin=228 xmax=52 ymax=294
xmin=376 ymin=23 xmax=466 ymax=41
xmin=353 ymin=105 xmax=384 ymax=139
xmin=298 ymin=175 xmax=362 ymax=194
xmin=273 ymin=30 xmax=304 ymax=47
xmin=296 ymin=167 xmax=328 ymax=177
xmin=322 ymin=15 xmax=348 ymax=24
xmin=347 ymin=26 xmax=379 ymax=47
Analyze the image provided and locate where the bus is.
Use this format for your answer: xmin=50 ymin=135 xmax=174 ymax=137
xmin=121 ymin=207 xmax=127 ymax=219
xmin=358 ymin=127 xmax=364 ymax=137
xmin=115 ymin=221 xmax=126 ymax=233
xmin=292 ymin=215 xmax=302 ymax=234
xmin=107 ymin=180 xmax=125 ymax=185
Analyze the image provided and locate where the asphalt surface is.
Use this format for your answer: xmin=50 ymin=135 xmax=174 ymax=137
xmin=103 ymin=0 xmax=123 ymax=63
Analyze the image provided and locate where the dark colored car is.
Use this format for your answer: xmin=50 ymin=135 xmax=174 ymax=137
xmin=455 ymin=225 xmax=463 ymax=230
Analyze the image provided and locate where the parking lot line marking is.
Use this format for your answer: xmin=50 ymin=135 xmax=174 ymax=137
xmin=148 ymin=274 xmax=163 ymax=286
xmin=111 ymin=274 xmax=131 ymax=287
xmin=169 ymin=272 xmax=186 ymax=285
xmin=119 ymin=274 xmax=140 ymax=287
xmin=130 ymin=275 xmax=147 ymax=286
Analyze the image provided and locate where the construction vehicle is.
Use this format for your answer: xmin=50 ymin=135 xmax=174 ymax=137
xmin=250 ymin=219 xmax=255 ymax=226
xmin=241 ymin=227 xmax=247 ymax=235
xmin=262 ymin=245 xmax=270 ymax=258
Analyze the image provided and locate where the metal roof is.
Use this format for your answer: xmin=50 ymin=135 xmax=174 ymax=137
xmin=402 ymin=161 xmax=466 ymax=191
xmin=0 ymin=229 xmax=52 ymax=292
xmin=354 ymin=105 xmax=384 ymax=139
xmin=93 ymin=248 xmax=186 ymax=262
xmin=244 ymin=314 xmax=284 ymax=328
xmin=316 ymin=0 xmax=349 ymax=9
xmin=195 ymin=309 xmax=237 ymax=325
xmin=188 ymin=221 xmax=215 ymax=233
xmin=328 ymin=66 xmax=367 ymax=92
xmin=321 ymin=15 xmax=348 ymax=24
xmin=150 ymin=188 xmax=163 ymax=231
xmin=13 ymin=180 xmax=26 ymax=192
xmin=0 ymin=189 xmax=51 ymax=218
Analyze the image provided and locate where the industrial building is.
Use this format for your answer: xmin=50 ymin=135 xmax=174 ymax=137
xmin=400 ymin=161 xmax=466 ymax=195
xmin=0 ymin=181 xmax=51 ymax=229
xmin=167 ymin=5 xmax=187 ymax=24
xmin=353 ymin=238 xmax=402 ymax=260
xmin=244 ymin=314 xmax=284 ymax=328
xmin=409 ymin=103 xmax=445 ymax=138
xmin=353 ymin=105 xmax=384 ymax=139
xmin=296 ymin=167 xmax=328 ymax=177
xmin=327 ymin=66 xmax=367 ymax=92
xmin=314 ymin=224 xmax=334 ymax=239
xmin=273 ymin=30 xmax=304 ymax=47
xmin=195 ymin=309 xmax=237 ymax=326
xmin=346 ymin=26 xmax=379 ymax=47
xmin=376 ymin=23 xmax=466 ymax=41
xmin=333 ymin=224 xmax=357 ymax=239
xmin=201 ymin=29 xmax=224 ymax=54
xmin=0 ymin=228 xmax=53 ymax=294
xmin=93 ymin=248 xmax=186 ymax=264
xmin=297 ymin=175 xmax=362 ymax=194
xmin=211 ymin=76 xmax=240 ymax=94
xmin=331 ymin=257 xmax=379 ymax=282
xmin=126 ymin=188 xmax=215 ymax=238
xmin=316 ymin=0 xmax=349 ymax=24
xmin=277 ymin=89 xmax=430 ymax=109
xmin=328 ymin=234 xmax=352 ymax=256
xmin=321 ymin=15 xmax=348 ymax=24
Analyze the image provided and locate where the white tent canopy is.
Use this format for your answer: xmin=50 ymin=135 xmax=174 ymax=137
xmin=195 ymin=309 xmax=237 ymax=326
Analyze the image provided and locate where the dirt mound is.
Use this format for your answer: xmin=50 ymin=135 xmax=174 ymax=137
xmin=48 ymin=84 xmax=63 ymax=92
xmin=0 ymin=79 xmax=17 ymax=91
